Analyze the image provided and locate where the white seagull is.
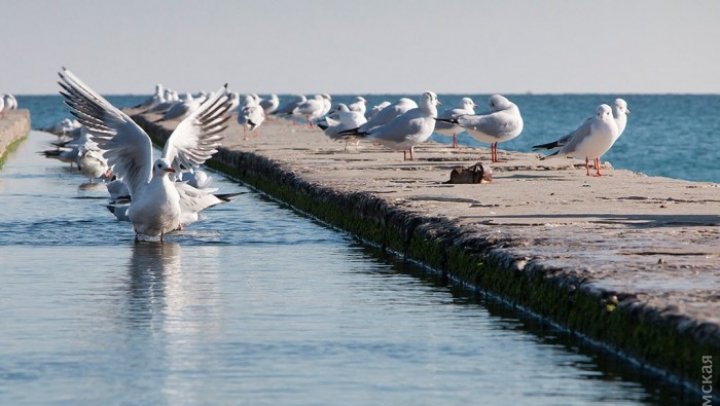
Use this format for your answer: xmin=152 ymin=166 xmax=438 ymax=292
xmin=342 ymin=91 xmax=440 ymax=161
xmin=366 ymin=101 xmax=391 ymax=119
xmin=272 ymin=94 xmax=306 ymax=124
xmin=358 ymin=98 xmax=418 ymax=133
xmin=317 ymin=103 xmax=367 ymax=147
xmin=292 ymin=94 xmax=326 ymax=128
xmin=440 ymin=94 xmax=523 ymax=163
xmin=58 ymin=67 xmax=232 ymax=242
xmin=240 ymin=104 xmax=265 ymax=140
xmin=434 ymin=97 xmax=477 ymax=148
xmin=540 ymin=104 xmax=619 ymax=177
xmin=533 ymin=98 xmax=630 ymax=152
xmin=348 ymin=96 xmax=367 ymax=115
xmin=260 ymin=94 xmax=279 ymax=115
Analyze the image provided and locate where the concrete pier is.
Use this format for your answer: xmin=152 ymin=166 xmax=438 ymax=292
xmin=132 ymin=110 xmax=720 ymax=393
xmin=0 ymin=109 xmax=31 ymax=165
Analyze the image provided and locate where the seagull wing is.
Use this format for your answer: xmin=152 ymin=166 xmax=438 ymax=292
xmin=559 ymin=118 xmax=596 ymax=154
xmin=162 ymin=85 xmax=232 ymax=173
xmin=58 ymin=67 xmax=152 ymax=200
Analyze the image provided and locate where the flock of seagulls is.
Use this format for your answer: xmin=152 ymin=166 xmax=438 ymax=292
xmin=40 ymin=68 xmax=242 ymax=242
xmin=31 ymin=68 xmax=631 ymax=242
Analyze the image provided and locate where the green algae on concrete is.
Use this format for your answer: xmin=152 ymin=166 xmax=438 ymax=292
xmin=131 ymin=112 xmax=720 ymax=394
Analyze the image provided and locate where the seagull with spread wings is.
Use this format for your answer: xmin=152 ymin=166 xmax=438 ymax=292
xmin=58 ymin=68 xmax=232 ymax=242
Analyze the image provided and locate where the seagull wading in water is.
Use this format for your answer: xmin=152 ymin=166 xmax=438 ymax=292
xmin=341 ymin=91 xmax=440 ymax=161
xmin=58 ymin=68 xmax=232 ymax=242
xmin=438 ymin=94 xmax=523 ymax=162
xmin=540 ymin=104 xmax=619 ymax=177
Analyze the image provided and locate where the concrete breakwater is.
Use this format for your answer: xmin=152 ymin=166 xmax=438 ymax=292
xmin=0 ymin=109 xmax=31 ymax=165
xmin=132 ymin=110 xmax=719 ymax=393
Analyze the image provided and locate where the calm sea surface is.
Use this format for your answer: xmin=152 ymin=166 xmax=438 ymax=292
xmin=0 ymin=95 xmax=709 ymax=405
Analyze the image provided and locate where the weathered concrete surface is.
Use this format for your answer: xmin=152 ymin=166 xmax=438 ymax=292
xmin=132 ymin=110 xmax=720 ymax=392
xmin=0 ymin=109 xmax=31 ymax=165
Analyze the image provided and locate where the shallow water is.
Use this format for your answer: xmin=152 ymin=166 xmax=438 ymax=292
xmin=0 ymin=129 xmax=700 ymax=405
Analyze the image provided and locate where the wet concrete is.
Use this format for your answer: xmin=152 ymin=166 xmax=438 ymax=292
xmin=0 ymin=109 xmax=31 ymax=163
xmin=131 ymin=110 xmax=720 ymax=393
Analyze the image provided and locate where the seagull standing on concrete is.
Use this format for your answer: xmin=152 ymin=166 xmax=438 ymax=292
xmin=533 ymin=98 xmax=630 ymax=152
xmin=292 ymin=94 xmax=326 ymax=128
xmin=342 ymin=91 xmax=440 ymax=161
xmin=58 ymin=67 xmax=232 ymax=242
xmin=540 ymin=104 xmax=619 ymax=177
xmin=358 ymin=98 xmax=418 ymax=133
xmin=241 ymin=104 xmax=265 ymax=140
xmin=260 ymin=94 xmax=279 ymax=115
xmin=612 ymin=98 xmax=630 ymax=137
xmin=438 ymin=94 xmax=523 ymax=163
xmin=317 ymin=103 xmax=368 ymax=148
xmin=434 ymin=97 xmax=477 ymax=148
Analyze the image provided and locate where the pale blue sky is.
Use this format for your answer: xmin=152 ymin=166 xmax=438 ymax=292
xmin=1 ymin=0 xmax=718 ymax=95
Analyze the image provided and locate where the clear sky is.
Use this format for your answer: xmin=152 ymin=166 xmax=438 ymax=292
xmin=1 ymin=0 xmax=718 ymax=95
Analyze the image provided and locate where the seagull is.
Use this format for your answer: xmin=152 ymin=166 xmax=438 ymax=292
xmin=341 ymin=91 xmax=440 ymax=161
xmin=184 ymin=169 xmax=213 ymax=189
xmin=317 ymin=103 xmax=367 ymax=148
xmin=292 ymin=94 xmax=326 ymax=128
xmin=533 ymin=98 xmax=630 ymax=151
xmin=106 ymin=168 xmax=242 ymax=227
xmin=272 ymin=94 xmax=306 ymax=124
xmin=260 ymin=94 xmax=279 ymax=115
xmin=135 ymin=84 xmax=164 ymax=109
xmin=348 ymin=96 xmax=367 ymax=115
xmin=540 ymin=104 xmax=619 ymax=177
xmin=320 ymin=93 xmax=333 ymax=117
xmin=58 ymin=67 xmax=232 ymax=242
xmin=358 ymin=98 xmax=418 ymax=133
xmin=160 ymin=93 xmax=201 ymax=121
xmin=612 ymin=98 xmax=630 ymax=136
xmin=240 ymin=104 xmax=265 ymax=140
xmin=78 ymin=147 xmax=110 ymax=182
xmin=434 ymin=97 xmax=477 ymax=148
xmin=438 ymin=95 xmax=523 ymax=163
xmin=366 ymin=101 xmax=391 ymax=119
xmin=5 ymin=94 xmax=18 ymax=110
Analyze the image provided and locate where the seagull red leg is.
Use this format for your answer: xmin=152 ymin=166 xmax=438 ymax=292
xmin=594 ymin=158 xmax=603 ymax=177
xmin=585 ymin=157 xmax=591 ymax=176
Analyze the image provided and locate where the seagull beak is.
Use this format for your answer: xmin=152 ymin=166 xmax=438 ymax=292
xmin=436 ymin=100 xmax=442 ymax=106
xmin=626 ymin=108 xmax=631 ymax=115
xmin=166 ymin=167 xmax=176 ymax=173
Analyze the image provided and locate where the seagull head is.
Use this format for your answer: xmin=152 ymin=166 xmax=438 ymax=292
xmin=488 ymin=94 xmax=512 ymax=112
xmin=460 ymin=97 xmax=477 ymax=111
xmin=596 ymin=104 xmax=613 ymax=120
xmin=152 ymin=158 xmax=176 ymax=177
xmin=614 ymin=98 xmax=630 ymax=115
xmin=422 ymin=91 xmax=441 ymax=106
